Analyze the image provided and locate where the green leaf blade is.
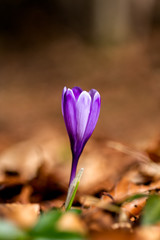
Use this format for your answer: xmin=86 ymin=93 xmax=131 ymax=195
xmin=0 ymin=220 xmax=27 ymax=240
xmin=65 ymin=168 xmax=84 ymax=211
xmin=141 ymin=195 xmax=160 ymax=226
xmin=29 ymin=209 xmax=62 ymax=237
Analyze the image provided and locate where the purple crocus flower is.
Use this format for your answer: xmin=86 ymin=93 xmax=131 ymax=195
xmin=62 ymin=86 xmax=101 ymax=185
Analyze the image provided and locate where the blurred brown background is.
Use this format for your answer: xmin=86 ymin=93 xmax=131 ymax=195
xmin=0 ymin=0 xmax=159 ymax=151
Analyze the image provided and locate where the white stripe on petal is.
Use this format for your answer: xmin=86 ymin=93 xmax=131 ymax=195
xmin=76 ymin=91 xmax=91 ymax=141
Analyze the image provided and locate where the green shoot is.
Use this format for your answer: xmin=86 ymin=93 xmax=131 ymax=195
xmin=65 ymin=168 xmax=84 ymax=211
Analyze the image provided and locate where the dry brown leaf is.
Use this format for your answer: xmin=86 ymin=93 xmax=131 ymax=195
xmin=40 ymin=199 xmax=64 ymax=212
xmin=102 ymin=170 xmax=160 ymax=203
xmin=140 ymin=162 xmax=160 ymax=180
xmin=15 ymin=185 xmax=33 ymax=204
xmin=136 ymin=226 xmax=160 ymax=240
xmin=122 ymin=197 xmax=147 ymax=218
xmin=107 ymin=141 xmax=150 ymax=163
xmin=0 ymin=203 xmax=40 ymax=229
xmin=80 ymin=195 xmax=100 ymax=208
xmin=78 ymin=141 xmax=147 ymax=194
xmin=82 ymin=207 xmax=114 ymax=232
xmin=146 ymin=136 xmax=160 ymax=162
xmin=57 ymin=212 xmax=87 ymax=235
xmin=0 ymin=141 xmax=44 ymax=181
xmin=89 ymin=229 xmax=136 ymax=240
xmin=0 ymin=176 xmax=25 ymax=202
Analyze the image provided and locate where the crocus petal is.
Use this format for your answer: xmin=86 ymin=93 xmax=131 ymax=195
xmin=63 ymin=89 xmax=77 ymax=149
xmin=89 ymin=89 xmax=97 ymax=99
xmin=72 ymin=87 xmax=82 ymax=100
xmin=76 ymin=91 xmax=91 ymax=141
xmin=62 ymin=86 xmax=67 ymax=116
xmin=83 ymin=91 xmax=101 ymax=143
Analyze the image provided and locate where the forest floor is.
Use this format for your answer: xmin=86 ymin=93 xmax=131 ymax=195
xmin=0 ymin=20 xmax=159 ymax=239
